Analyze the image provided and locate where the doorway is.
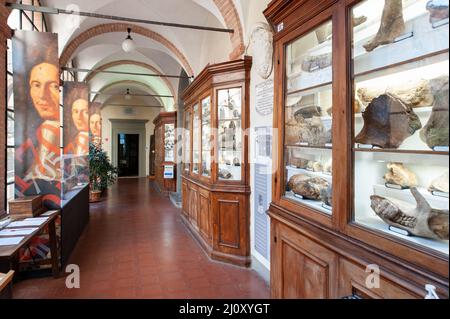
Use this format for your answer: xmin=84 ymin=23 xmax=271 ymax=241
xmin=118 ymin=133 xmax=139 ymax=177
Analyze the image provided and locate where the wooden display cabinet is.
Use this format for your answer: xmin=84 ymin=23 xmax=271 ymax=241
xmin=153 ymin=112 xmax=177 ymax=194
xmin=265 ymin=0 xmax=449 ymax=298
xmin=182 ymin=57 xmax=252 ymax=267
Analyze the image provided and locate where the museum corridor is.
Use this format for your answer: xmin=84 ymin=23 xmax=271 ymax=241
xmin=12 ymin=178 xmax=269 ymax=299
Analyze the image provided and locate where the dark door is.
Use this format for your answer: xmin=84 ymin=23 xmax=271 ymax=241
xmin=149 ymin=135 xmax=156 ymax=177
xmin=118 ymin=134 xmax=139 ymax=177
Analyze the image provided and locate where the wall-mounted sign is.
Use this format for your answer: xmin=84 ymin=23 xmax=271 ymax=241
xmin=255 ymin=79 xmax=274 ymax=116
xmin=164 ymin=165 xmax=175 ymax=179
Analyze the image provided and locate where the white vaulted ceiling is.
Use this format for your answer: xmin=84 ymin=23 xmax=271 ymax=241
xmin=36 ymin=0 xmax=247 ymax=111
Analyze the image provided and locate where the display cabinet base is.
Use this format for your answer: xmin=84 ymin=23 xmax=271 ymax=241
xmin=180 ymin=214 xmax=251 ymax=268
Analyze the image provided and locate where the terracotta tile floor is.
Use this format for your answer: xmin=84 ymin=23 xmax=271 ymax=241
xmin=13 ymin=178 xmax=270 ymax=299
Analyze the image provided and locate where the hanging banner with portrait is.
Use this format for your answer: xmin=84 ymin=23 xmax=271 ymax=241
xmin=90 ymin=102 xmax=103 ymax=147
xmin=13 ymin=31 xmax=61 ymax=210
xmin=62 ymin=82 xmax=90 ymax=192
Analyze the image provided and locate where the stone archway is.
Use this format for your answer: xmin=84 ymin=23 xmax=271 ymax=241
xmin=59 ymin=23 xmax=195 ymax=77
xmin=85 ymin=60 xmax=177 ymax=100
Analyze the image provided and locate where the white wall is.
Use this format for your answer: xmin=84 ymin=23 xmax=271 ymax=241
xmin=101 ymin=104 xmax=161 ymax=176
xmin=244 ymin=0 xmax=273 ymax=279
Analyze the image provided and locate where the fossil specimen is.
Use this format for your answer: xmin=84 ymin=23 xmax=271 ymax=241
xmin=370 ymin=188 xmax=449 ymax=240
xmin=426 ymin=0 xmax=449 ymax=23
xmin=289 ymin=157 xmax=309 ymax=169
xmin=286 ymin=116 xmax=331 ymax=145
xmin=219 ymin=169 xmax=232 ymax=180
xmin=420 ymin=75 xmax=449 ymax=148
xmin=321 ymin=185 xmax=333 ymax=207
xmin=429 ymin=172 xmax=449 ymax=194
xmin=355 ymin=93 xmax=422 ymax=148
xmin=384 ymin=163 xmax=418 ymax=189
xmin=301 ymin=52 xmax=332 ymax=72
xmin=285 ymin=118 xmax=303 ymax=145
xmin=364 ymin=0 xmax=405 ymax=52
xmin=324 ymin=160 xmax=332 ymax=174
xmin=288 ymin=174 xmax=330 ymax=200
xmin=307 ymin=161 xmax=323 ymax=172
xmin=294 ymin=106 xmax=322 ymax=120
xmin=356 ymin=79 xmax=434 ymax=110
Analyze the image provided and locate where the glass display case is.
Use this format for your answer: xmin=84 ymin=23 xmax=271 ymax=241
xmin=184 ymin=110 xmax=191 ymax=173
xmin=192 ymin=103 xmax=200 ymax=175
xmin=217 ymin=88 xmax=243 ymax=181
xmin=351 ymin=0 xmax=449 ymax=255
xmin=201 ymin=97 xmax=212 ymax=177
xmin=283 ymin=21 xmax=333 ymax=215
xmin=164 ymin=123 xmax=175 ymax=163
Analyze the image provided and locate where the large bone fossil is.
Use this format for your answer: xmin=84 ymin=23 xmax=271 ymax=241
xmin=288 ymin=174 xmax=330 ymax=200
xmin=420 ymin=75 xmax=449 ymax=149
xmin=355 ymin=93 xmax=422 ymax=148
xmin=370 ymin=187 xmax=449 ymax=240
xmin=356 ymin=79 xmax=435 ymax=110
xmin=364 ymin=0 xmax=406 ymax=52
xmin=384 ymin=162 xmax=418 ymax=189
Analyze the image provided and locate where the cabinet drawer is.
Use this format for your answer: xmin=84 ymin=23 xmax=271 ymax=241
xmin=338 ymin=259 xmax=423 ymax=299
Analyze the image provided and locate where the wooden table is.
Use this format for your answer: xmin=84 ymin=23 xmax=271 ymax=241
xmin=0 ymin=211 xmax=60 ymax=278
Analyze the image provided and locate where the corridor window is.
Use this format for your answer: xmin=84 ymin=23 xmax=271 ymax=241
xmin=5 ymin=0 xmax=49 ymax=210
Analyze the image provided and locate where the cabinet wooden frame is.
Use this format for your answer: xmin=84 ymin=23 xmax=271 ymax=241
xmin=181 ymin=57 xmax=252 ymax=267
xmin=153 ymin=112 xmax=177 ymax=194
xmin=265 ymin=0 xmax=449 ymax=298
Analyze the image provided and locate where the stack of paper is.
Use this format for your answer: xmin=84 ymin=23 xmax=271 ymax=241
xmin=0 ymin=228 xmax=38 ymax=236
xmin=0 ymin=237 xmax=24 ymax=246
xmin=7 ymin=217 xmax=49 ymax=228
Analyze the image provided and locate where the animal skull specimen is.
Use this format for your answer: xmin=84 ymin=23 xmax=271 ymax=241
xmin=370 ymin=188 xmax=449 ymax=240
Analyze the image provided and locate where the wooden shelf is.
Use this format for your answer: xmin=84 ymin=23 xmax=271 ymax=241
xmin=286 ymin=144 xmax=332 ymax=150
xmin=354 ymin=147 xmax=449 ymax=156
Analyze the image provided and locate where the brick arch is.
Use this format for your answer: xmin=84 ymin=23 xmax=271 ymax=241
xmin=85 ymin=60 xmax=177 ymax=99
xmin=213 ymin=0 xmax=245 ymax=60
xmin=92 ymin=79 xmax=169 ymax=109
xmin=59 ymin=23 xmax=194 ymax=77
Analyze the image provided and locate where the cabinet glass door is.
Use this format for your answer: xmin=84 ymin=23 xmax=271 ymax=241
xmin=192 ymin=103 xmax=200 ymax=175
xmin=184 ymin=110 xmax=191 ymax=172
xmin=217 ymin=88 xmax=242 ymax=181
xmin=283 ymin=20 xmax=333 ymax=215
xmin=201 ymin=97 xmax=212 ymax=177
xmin=352 ymin=0 xmax=449 ymax=255
xmin=164 ymin=123 xmax=175 ymax=162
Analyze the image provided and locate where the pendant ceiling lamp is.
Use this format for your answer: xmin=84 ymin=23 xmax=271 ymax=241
xmin=122 ymin=28 xmax=136 ymax=53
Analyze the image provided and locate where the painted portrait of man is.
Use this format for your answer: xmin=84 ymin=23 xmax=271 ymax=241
xmin=90 ymin=102 xmax=103 ymax=146
xmin=63 ymin=82 xmax=90 ymax=156
xmin=13 ymin=31 xmax=61 ymax=209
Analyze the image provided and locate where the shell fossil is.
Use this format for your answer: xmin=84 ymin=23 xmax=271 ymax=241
xmin=429 ymin=172 xmax=449 ymax=194
xmin=370 ymin=187 xmax=449 ymax=240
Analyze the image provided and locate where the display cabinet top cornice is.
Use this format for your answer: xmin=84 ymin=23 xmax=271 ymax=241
xmin=182 ymin=57 xmax=252 ymax=102
xmin=153 ymin=111 xmax=177 ymax=126
xmin=264 ymin=0 xmax=340 ymax=38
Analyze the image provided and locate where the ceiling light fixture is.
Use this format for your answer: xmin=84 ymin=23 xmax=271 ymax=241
xmin=122 ymin=28 xmax=136 ymax=53
xmin=125 ymin=88 xmax=132 ymax=100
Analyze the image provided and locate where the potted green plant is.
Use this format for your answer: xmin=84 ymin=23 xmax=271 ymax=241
xmin=88 ymin=142 xmax=118 ymax=202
